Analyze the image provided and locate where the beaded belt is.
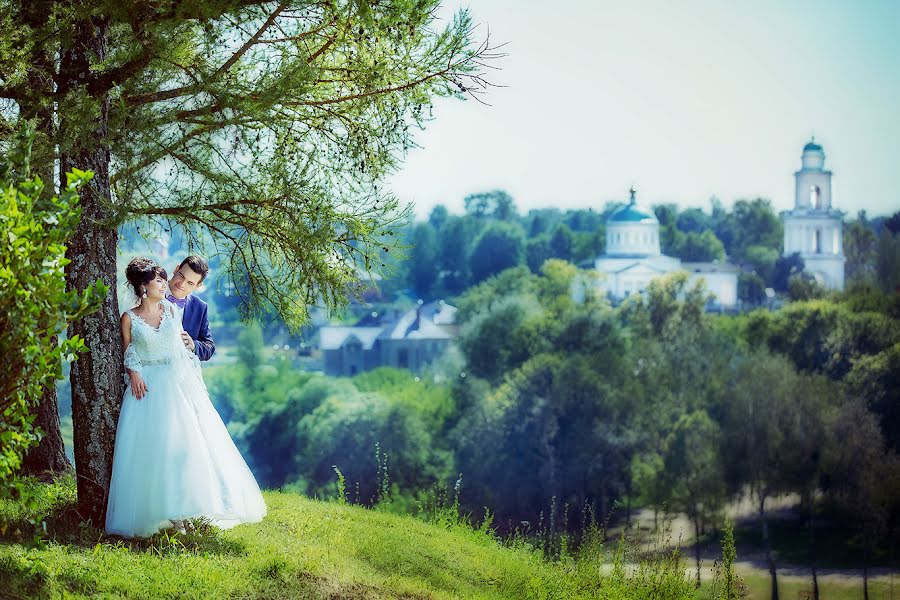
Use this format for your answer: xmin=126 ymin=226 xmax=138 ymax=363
xmin=141 ymin=358 xmax=172 ymax=366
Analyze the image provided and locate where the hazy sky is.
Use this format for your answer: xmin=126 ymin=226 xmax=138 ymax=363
xmin=386 ymin=0 xmax=900 ymax=221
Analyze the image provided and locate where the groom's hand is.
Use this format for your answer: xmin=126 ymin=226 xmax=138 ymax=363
xmin=129 ymin=372 xmax=148 ymax=399
xmin=180 ymin=332 xmax=195 ymax=352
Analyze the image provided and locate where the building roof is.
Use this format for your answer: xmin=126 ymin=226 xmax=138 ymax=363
xmin=608 ymin=188 xmax=657 ymax=224
xmin=319 ymin=326 xmax=383 ymax=350
xmin=803 ymin=140 xmax=823 ymax=153
xmin=380 ymin=307 xmax=452 ymax=340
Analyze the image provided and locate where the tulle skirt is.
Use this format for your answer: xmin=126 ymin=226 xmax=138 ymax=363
xmin=105 ymin=358 xmax=266 ymax=538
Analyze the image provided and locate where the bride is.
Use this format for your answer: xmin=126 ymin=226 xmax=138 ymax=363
xmin=105 ymin=257 xmax=266 ymax=538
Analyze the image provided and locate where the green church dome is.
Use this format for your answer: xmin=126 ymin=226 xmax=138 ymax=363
xmin=608 ymin=188 xmax=658 ymax=223
xmin=803 ymin=140 xmax=823 ymax=153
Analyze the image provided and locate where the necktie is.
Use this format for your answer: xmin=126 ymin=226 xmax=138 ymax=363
xmin=166 ymin=294 xmax=188 ymax=309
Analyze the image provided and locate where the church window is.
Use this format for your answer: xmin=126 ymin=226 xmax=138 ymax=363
xmin=810 ymin=185 xmax=821 ymax=209
xmin=815 ymin=229 xmax=822 ymax=254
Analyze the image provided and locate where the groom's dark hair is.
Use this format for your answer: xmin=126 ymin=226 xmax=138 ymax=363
xmin=179 ymin=255 xmax=209 ymax=283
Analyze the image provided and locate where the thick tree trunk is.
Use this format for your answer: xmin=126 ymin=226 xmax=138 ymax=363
xmin=19 ymin=3 xmax=71 ymax=479
xmin=59 ymin=18 xmax=122 ymax=527
xmin=806 ymin=491 xmax=819 ymax=600
xmin=759 ymin=494 xmax=779 ymax=600
xmin=863 ymin=533 xmax=870 ymax=600
xmin=694 ymin=514 xmax=702 ymax=587
xmin=21 ymin=378 xmax=71 ymax=477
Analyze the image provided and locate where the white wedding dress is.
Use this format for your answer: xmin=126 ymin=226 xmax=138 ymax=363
xmin=105 ymin=299 xmax=266 ymax=538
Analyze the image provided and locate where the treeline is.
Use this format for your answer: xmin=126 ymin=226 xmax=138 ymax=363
xmin=394 ymin=190 xmax=900 ymax=305
xmin=205 ymin=261 xmax=900 ymax=588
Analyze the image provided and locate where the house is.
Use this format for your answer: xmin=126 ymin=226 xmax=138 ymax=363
xmin=319 ymin=301 xmax=457 ymax=376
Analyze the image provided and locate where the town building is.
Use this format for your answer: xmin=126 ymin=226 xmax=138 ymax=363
xmin=318 ymin=300 xmax=457 ymax=376
xmin=781 ymin=139 xmax=845 ymax=290
xmin=593 ymin=188 xmax=739 ymax=307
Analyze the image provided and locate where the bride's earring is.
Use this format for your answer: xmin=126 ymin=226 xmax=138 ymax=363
xmin=141 ymin=287 xmax=147 ymax=299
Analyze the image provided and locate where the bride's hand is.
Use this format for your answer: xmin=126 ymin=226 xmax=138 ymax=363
xmin=129 ymin=371 xmax=148 ymax=399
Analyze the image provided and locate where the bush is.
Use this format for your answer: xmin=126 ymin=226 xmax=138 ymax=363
xmin=0 ymin=126 xmax=106 ymax=492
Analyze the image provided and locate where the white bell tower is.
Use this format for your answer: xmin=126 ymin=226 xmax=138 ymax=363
xmin=782 ymin=138 xmax=845 ymax=290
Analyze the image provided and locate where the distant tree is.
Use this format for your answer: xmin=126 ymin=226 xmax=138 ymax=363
xmin=844 ymin=342 xmax=900 ymax=453
xmin=437 ymin=216 xmax=473 ymax=294
xmin=845 ymin=214 xmax=879 ymax=286
xmin=526 ymin=208 xmax=562 ymax=237
xmin=571 ymin=229 xmax=605 ymax=263
xmin=876 ymin=228 xmax=900 ymax=293
xmin=823 ymin=398 xmax=900 ymax=599
xmin=885 ymin=211 xmax=900 ymax=235
xmin=455 ymin=265 xmax=536 ymax=323
xmin=788 ymin=272 xmax=825 ymax=301
xmin=408 ymin=222 xmax=438 ymax=296
xmin=458 ymin=294 xmax=546 ymax=383
xmin=676 ymin=207 xmax=711 ymax=234
xmin=237 ymin=323 xmax=265 ymax=394
xmin=549 ymin=223 xmax=575 ymax=261
xmin=526 ymin=236 xmax=552 ymax=273
xmin=653 ymin=204 xmax=678 ymax=228
xmin=726 ymin=351 xmax=812 ymax=600
xmin=621 ymin=271 xmax=709 ymax=338
xmin=772 ymin=253 xmax=805 ymax=293
xmin=464 ymin=190 xmax=517 ymax=221
xmin=743 ymin=245 xmax=780 ymax=285
xmin=664 ymin=410 xmax=726 ymax=587
xmin=428 ymin=204 xmax=449 ymax=231
xmin=563 ymin=208 xmax=604 ymax=232
xmin=676 ymin=230 xmax=725 ymax=262
xmin=728 ymin=199 xmax=783 ymax=260
xmin=710 ymin=196 xmax=735 ymax=253
xmin=738 ymin=272 xmax=766 ymax=306
xmin=469 ymin=222 xmax=526 ymax=283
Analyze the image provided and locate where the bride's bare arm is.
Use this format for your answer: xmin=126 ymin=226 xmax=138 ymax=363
xmin=121 ymin=312 xmax=148 ymax=399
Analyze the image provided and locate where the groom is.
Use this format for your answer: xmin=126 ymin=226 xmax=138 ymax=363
xmin=167 ymin=255 xmax=215 ymax=361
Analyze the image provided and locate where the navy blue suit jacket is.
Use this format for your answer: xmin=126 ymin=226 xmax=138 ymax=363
xmin=182 ymin=295 xmax=215 ymax=361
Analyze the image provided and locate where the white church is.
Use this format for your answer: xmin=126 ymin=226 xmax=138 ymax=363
xmin=781 ymin=139 xmax=845 ymax=290
xmin=593 ymin=188 xmax=740 ymax=308
xmin=591 ymin=139 xmax=846 ymax=306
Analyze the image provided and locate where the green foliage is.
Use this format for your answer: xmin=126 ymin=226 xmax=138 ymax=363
xmin=4 ymin=1 xmax=500 ymax=330
xmin=710 ymin=519 xmax=741 ymax=600
xmin=408 ymin=221 xmax=439 ymax=296
xmin=720 ymin=198 xmax=783 ymax=260
xmin=876 ymin=227 xmax=900 ymax=292
xmin=0 ymin=127 xmax=106 ymax=487
xmin=844 ymin=215 xmax=879 ymax=287
xmin=469 ymin=222 xmax=527 ymax=283
xmin=743 ymin=244 xmax=779 ymax=285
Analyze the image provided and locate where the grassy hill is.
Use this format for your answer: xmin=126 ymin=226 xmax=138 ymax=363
xmin=0 ymin=476 xmax=700 ymax=599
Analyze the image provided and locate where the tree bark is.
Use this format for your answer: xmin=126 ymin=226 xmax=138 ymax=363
xmin=59 ymin=17 xmax=122 ymax=526
xmin=21 ymin=378 xmax=71 ymax=478
xmin=18 ymin=1 xmax=72 ymax=479
xmin=760 ymin=494 xmax=779 ymax=600
xmin=863 ymin=532 xmax=870 ymax=600
xmin=806 ymin=491 xmax=819 ymax=600
xmin=694 ymin=514 xmax=702 ymax=587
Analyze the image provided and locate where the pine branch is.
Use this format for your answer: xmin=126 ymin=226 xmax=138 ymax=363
xmin=124 ymin=3 xmax=287 ymax=106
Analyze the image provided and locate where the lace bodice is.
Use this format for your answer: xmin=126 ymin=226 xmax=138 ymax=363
xmin=124 ymin=300 xmax=192 ymax=372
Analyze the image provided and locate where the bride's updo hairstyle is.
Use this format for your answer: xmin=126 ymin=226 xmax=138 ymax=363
xmin=125 ymin=257 xmax=168 ymax=298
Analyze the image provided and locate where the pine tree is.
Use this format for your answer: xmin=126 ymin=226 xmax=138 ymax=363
xmin=1 ymin=0 xmax=499 ymax=523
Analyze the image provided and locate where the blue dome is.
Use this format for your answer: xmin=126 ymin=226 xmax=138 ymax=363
xmin=609 ymin=202 xmax=657 ymax=223
xmin=803 ymin=140 xmax=823 ymax=153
